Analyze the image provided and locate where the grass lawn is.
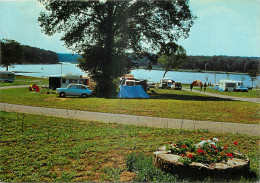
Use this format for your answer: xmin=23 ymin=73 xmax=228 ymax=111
xmin=0 ymin=111 xmax=259 ymax=182
xmin=0 ymin=87 xmax=258 ymax=124
xmin=188 ymin=85 xmax=259 ymax=98
xmin=0 ymin=75 xmax=48 ymax=87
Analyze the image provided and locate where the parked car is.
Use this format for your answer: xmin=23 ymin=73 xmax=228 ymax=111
xmin=57 ymin=84 xmax=92 ymax=98
xmin=171 ymin=82 xmax=182 ymax=90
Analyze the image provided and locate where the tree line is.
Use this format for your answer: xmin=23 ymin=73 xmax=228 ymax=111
xmin=180 ymin=56 xmax=259 ymax=73
xmin=0 ymin=39 xmax=59 ymax=70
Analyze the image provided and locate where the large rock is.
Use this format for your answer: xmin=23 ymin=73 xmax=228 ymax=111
xmin=153 ymin=146 xmax=250 ymax=180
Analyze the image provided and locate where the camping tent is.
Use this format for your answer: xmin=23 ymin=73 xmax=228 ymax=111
xmin=192 ymin=80 xmax=202 ymax=86
xmin=117 ymin=85 xmax=150 ymax=99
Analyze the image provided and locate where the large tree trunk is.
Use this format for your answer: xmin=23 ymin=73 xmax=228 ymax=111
xmin=101 ymin=2 xmax=115 ymax=98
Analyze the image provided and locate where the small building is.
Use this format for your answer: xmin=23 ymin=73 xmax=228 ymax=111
xmin=0 ymin=71 xmax=15 ymax=83
xmin=49 ymin=74 xmax=90 ymax=90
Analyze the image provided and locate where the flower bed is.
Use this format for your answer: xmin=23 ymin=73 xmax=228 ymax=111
xmin=153 ymin=138 xmax=250 ymax=180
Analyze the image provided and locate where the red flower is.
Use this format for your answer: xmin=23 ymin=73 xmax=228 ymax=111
xmin=197 ymin=149 xmax=204 ymax=154
xmin=181 ymin=145 xmax=186 ymax=148
xmin=181 ymin=154 xmax=185 ymax=157
xmin=188 ymin=154 xmax=194 ymax=158
xmin=223 ymin=147 xmax=227 ymax=150
xmin=211 ymin=144 xmax=217 ymax=149
xmin=233 ymin=141 xmax=238 ymax=145
xmin=227 ymin=153 xmax=233 ymax=159
xmin=216 ymin=150 xmax=219 ymax=153
xmin=201 ymin=138 xmax=204 ymax=140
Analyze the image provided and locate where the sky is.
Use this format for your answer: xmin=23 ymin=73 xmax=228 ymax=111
xmin=0 ymin=0 xmax=259 ymax=57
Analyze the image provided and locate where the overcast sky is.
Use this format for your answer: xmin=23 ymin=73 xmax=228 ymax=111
xmin=0 ymin=0 xmax=259 ymax=57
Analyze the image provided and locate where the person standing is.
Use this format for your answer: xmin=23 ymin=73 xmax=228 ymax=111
xmin=200 ymin=82 xmax=203 ymax=92
xmin=190 ymin=83 xmax=193 ymax=91
xmin=204 ymin=82 xmax=207 ymax=92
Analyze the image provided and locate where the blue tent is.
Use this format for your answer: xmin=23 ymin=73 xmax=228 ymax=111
xmin=117 ymin=85 xmax=150 ymax=99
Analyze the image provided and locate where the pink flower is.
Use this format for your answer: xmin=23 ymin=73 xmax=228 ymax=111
xmin=181 ymin=145 xmax=186 ymax=148
xmin=233 ymin=141 xmax=238 ymax=145
xmin=197 ymin=149 xmax=204 ymax=154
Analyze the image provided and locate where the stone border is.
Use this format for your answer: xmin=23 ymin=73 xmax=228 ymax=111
xmin=153 ymin=146 xmax=250 ymax=180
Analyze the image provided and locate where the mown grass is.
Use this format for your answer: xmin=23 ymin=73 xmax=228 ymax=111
xmin=0 ymin=111 xmax=259 ymax=182
xmin=0 ymin=75 xmax=48 ymax=87
xmin=189 ymin=85 xmax=259 ymax=98
xmin=0 ymin=87 xmax=258 ymax=124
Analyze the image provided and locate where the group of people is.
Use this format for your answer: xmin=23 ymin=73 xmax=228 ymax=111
xmin=190 ymin=82 xmax=208 ymax=92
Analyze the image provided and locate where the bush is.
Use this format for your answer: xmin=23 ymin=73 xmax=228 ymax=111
xmin=126 ymin=152 xmax=178 ymax=182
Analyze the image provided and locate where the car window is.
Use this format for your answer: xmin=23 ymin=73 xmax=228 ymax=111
xmin=68 ymin=85 xmax=78 ymax=89
xmin=80 ymin=86 xmax=87 ymax=89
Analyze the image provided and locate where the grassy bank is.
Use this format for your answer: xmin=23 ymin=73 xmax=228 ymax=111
xmin=189 ymin=86 xmax=259 ymax=98
xmin=0 ymin=111 xmax=259 ymax=182
xmin=0 ymin=87 xmax=258 ymax=124
xmin=0 ymin=75 xmax=48 ymax=87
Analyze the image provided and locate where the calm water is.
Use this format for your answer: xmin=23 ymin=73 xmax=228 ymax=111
xmin=1 ymin=63 xmax=259 ymax=87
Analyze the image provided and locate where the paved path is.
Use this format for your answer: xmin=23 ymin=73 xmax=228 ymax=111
xmin=182 ymin=88 xmax=260 ymax=103
xmin=0 ymin=85 xmax=30 ymax=89
xmin=0 ymin=102 xmax=259 ymax=136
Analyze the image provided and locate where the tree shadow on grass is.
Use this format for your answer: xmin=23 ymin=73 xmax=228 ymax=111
xmin=149 ymin=93 xmax=234 ymax=102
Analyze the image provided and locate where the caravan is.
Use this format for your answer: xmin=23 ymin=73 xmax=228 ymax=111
xmin=158 ymin=78 xmax=174 ymax=89
xmin=49 ymin=74 xmax=90 ymax=90
xmin=0 ymin=71 xmax=15 ymax=83
xmin=218 ymin=79 xmax=248 ymax=92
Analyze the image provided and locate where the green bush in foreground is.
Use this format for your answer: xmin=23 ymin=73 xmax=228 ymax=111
xmin=127 ymin=152 xmax=178 ymax=182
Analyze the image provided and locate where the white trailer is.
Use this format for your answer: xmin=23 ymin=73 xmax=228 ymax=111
xmin=158 ymin=78 xmax=174 ymax=89
xmin=218 ymin=79 xmax=248 ymax=92
xmin=0 ymin=71 xmax=15 ymax=83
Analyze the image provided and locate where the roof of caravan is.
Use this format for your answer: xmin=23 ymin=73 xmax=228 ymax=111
xmin=219 ymin=79 xmax=241 ymax=83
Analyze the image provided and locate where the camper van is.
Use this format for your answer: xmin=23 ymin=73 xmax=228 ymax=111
xmin=49 ymin=74 xmax=90 ymax=90
xmin=0 ymin=71 xmax=15 ymax=83
xmin=218 ymin=79 xmax=248 ymax=92
xmin=158 ymin=78 xmax=174 ymax=89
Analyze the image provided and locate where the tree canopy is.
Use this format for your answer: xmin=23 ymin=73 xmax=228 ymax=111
xmin=157 ymin=42 xmax=187 ymax=78
xmin=0 ymin=39 xmax=23 ymax=71
xmin=38 ymin=0 xmax=195 ymax=97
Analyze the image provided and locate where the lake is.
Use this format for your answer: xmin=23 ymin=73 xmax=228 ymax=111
xmin=0 ymin=63 xmax=259 ymax=87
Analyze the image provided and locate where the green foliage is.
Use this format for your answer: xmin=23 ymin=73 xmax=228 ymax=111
xmin=180 ymin=56 xmax=259 ymax=73
xmin=38 ymin=0 xmax=196 ymax=98
xmin=167 ymin=138 xmax=246 ymax=165
xmin=126 ymin=152 xmax=178 ymax=182
xmin=158 ymin=43 xmax=187 ymax=78
xmin=0 ymin=39 xmax=23 ymax=71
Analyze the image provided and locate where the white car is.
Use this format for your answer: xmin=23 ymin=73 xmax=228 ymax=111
xmin=57 ymin=84 xmax=92 ymax=98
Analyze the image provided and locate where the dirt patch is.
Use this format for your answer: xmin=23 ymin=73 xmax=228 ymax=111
xmin=120 ymin=171 xmax=135 ymax=182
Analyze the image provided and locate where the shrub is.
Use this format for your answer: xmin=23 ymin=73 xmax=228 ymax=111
xmin=126 ymin=152 xmax=178 ymax=182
